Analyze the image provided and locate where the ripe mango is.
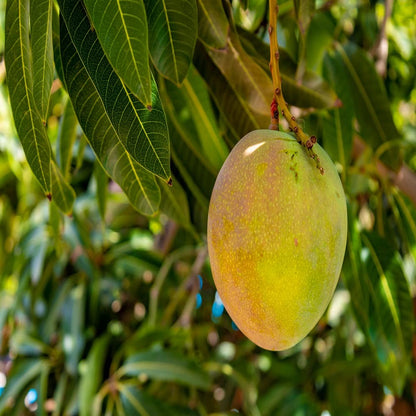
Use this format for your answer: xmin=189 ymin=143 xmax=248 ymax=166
xmin=207 ymin=129 xmax=347 ymax=351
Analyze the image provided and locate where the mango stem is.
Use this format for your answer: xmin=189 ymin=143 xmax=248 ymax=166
xmin=268 ymin=0 xmax=324 ymax=174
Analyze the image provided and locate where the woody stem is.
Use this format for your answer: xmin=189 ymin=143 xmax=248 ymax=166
xmin=268 ymin=0 xmax=324 ymax=173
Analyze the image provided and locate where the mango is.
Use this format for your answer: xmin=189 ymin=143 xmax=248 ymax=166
xmin=207 ymin=129 xmax=347 ymax=351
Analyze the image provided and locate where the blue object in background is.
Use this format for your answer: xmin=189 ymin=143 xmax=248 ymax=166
xmin=231 ymin=321 xmax=239 ymax=331
xmin=0 ymin=387 xmax=3 ymax=397
xmin=198 ymin=275 xmax=203 ymax=290
xmin=212 ymin=291 xmax=225 ymax=322
xmin=25 ymin=388 xmax=37 ymax=405
xmin=196 ymin=293 xmax=202 ymax=309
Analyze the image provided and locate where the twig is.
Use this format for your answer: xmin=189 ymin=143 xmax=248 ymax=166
xmin=268 ymin=0 xmax=324 ymax=174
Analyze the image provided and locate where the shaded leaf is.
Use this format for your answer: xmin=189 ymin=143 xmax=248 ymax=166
xmin=56 ymin=98 xmax=78 ymax=179
xmin=144 ymin=0 xmax=198 ymax=85
xmin=119 ymin=385 xmax=199 ymax=416
xmin=197 ymin=0 xmax=228 ymax=48
xmin=59 ymin=0 xmax=171 ymax=181
xmin=83 ymin=0 xmax=152 ymax=106
xmin=5 ymin=0 xmax=51 ymax=193
xmin=30 ymin=0 xmax=54 ymax=120
xmin=334 ymin=43 xmax=402 ymax=169
xmin=120 ymin=349 xmax=211 ymax=390
xmin=60 ymin=14 xmax=161 ymax=215
xmin=79 ymin=334 xmax=110 ymax=416
xmin=94 ymin=161 xmax=108 ymax=221
xmin=294 ymin=0 xmax=315 ymax=36
xmin=50 ymin=160 xmax=76 ymax=214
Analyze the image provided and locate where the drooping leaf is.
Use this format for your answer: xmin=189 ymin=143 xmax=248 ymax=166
xmin=233 ymin=0 xmax=267 ymax=33
xmin=194 ymin=43 xmax=266 ymax=141
xmin=60 ymin=14 xmax=161 ymax=215
xmin=344 ymin=217 xmax=414 ymax=395
xmin=144 ymin=0 xmax=198 ymax=85
xmin=5 ymin=0 xmax=51 ymax=194
xmin=294 ymin=0 xmax=315 ymax=36
xmin=197 ymin=0 xmax=228 ymax=48
xmin=334 ymin=43 xmax=402 ymax=170
xmin=206 ymin=30 xmax=271 ymax=117
xmin=30 ymin=0 xmax=54 ymax=120
xmin=119 ymin=385 xmax=199 ymax=416
xmin=83 ymin=0 xmax=152 ymax=106
xmin=59 ymin=0 xmax=171 ymax=181
xmin=56 ymin=98 xmax=78 ymax=179
xmin=79 ymin=334 xmax=110 ymax=416
xmin=119 ymin=349 xmax=211 ymax=390
xmin=50 ymin=160 xmax=76 ymax=214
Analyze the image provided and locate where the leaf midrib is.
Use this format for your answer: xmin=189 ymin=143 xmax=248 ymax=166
xmin=161 ymin=0 xmax=179 ymax=83
xmin=18 ymin=0 xmax=49 ymax=190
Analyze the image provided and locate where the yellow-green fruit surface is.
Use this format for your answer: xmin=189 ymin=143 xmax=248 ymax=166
xmin=207 ymin=129 xmax=347 ymax=351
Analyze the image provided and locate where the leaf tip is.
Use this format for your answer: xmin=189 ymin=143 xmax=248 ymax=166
xmin=167 ymin=177 xmax=173 ymax=187
xmin=46 ymin=193 xmax=52 ymax=201
xmin=146 ymin=104 xmax=153 ymax=111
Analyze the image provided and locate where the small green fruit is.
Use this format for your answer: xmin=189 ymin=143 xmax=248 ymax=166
xmin=207 ymin=129 xmax=347 ymax=351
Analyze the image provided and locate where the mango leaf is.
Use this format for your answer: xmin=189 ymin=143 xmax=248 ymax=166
xmin=79 ymin=334 xmax=110 ymax=416
xmin=144 ymin=0 xmax=197 ymax=85
xmin=206 ymin=30 xmax=271 ymax=116
xmin=163 ymin=66 xmax=228 ymax=170
xmin=0 ymin=359 xmax=45 ymax=412
xmin=30 ymin=0 xmax=54 ymax=120
xmin=60 ymin=15 xmax=161 ymax=216
xmin=58 ymin=0 xmax=171 ymax=182
xmin=197 ymin=0 xmax=228 ymax=48
xmin=94 ymin=161 xmax=108 ymax=221
xmin=56 ymin=98 xmax=78 ymax=179
xmin=158 ymin=176 xmax=191 ymax=230
xmin=5 ymin=0 xmax=51 ymax=194
xmin=83 ymin=0 xmax=152 ymax=107
xmin=233 ymin=0 xmax=267 ymax=33
xmin=50 ymin=160 xmax=76 ymax=214
xmin=344 ymin=216 xmax=413 ymax=395
xmin=322 ymin=51 xmax=354 ymax=174
xmin=334 ymin=43 xmax=402 ymax=170
xmin=119 ymin=385 xmax=199 ymax=416
xmin=119 ymin=349 xmax=211 ymax=390
xmin=294 ymin=0 xmax=315 ymax=36
xmin=194 ymin=43 xmax=266 ymax=141
xmin=236 ymin=28 xmax=338 ymax=109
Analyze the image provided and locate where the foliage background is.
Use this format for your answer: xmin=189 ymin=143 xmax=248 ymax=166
xmin=0 ymin=0 xmax=416 ymax=415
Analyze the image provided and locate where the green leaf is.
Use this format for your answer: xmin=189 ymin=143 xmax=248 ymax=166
xmin=59 ymin=0 xmax=171 ymax=182
xmin=79 ymin=334 xmax=110 ymax=416
xmin=94 ymin=161 xmax=108 ymax=221
xmin=144 ymin=0 xmax=198 ymax=85
xmin=294 ymin=0 xmax=315 ymax=36
xmin=56 ymin=98 xmax=78 ymax=179
xmin=50 ymin=160 xmax=76 ymax=214
xmin=60 ymin=14 xmax=161 ymax=216
xmin=344 ymin=217 xmax=414 ymax=395
xmin=158 ymin=176 xmax=191 ymax=229
xmin=0 ymin=359 xmax=44 ymax=412
xmin=83 ymin=0 xmax=152 ymax=107
xmin=206 ymin=30 xmax=271 ymax=117
xmin=334 ymin=43 xmax=402 ymax=170
xmin=119 ymin=349 xmax=211 ymax=390
xmin=233 ymin=0 xmax=267 ymax=33
xmin=197 ymin=0 xmax=228 ymax=48
xmin=5 ymin=0 xmax=51 ymax=194
xmin=119 ymin=385 xmax=199 ymax=416
xmin=194 ymin=43 xmax=266 ymax=141
xmin=30 ymin=0 xmax=54 ymax=120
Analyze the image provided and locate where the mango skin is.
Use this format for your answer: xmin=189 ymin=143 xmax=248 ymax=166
xmin=207 ymin=130 xmax=347 ymax=351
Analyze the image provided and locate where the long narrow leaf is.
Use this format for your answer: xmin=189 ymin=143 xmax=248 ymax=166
xmin=197 ymin=0 xmax=228 ymax=48
xmin=58 ymin=0 xmax=171 ymax=181
xmin=5 ymin=0 xmax=51 ymax=194
xmin=144 ymin=0 xmax=198 ymax=85
xmin=60 ymin=14 xmax=161 ymax=215
xmin=83 ymin=0 xmax=152 ymax=106
xmin=30 ymin=0 xmax=54 ymax=120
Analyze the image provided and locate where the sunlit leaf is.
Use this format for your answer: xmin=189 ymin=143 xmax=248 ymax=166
xmin=60 ymin=14 xmax=161 ymax=216
xmin=144 ymin=0 xmax=197 ymax=85
xmin=83 ymin=0 xmax=152 ymax=106
xmin=59 ymin=0 xmax=171 ymax=181
xmin=30 ymin=0 xmax=54 ymax=120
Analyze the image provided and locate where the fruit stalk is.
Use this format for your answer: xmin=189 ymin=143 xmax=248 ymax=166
xmin=268 ymin=0 xmax=323 ymax=173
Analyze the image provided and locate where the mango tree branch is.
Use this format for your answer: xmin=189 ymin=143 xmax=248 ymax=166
xmin=268 ymin=0 xmax=324 ymax=174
